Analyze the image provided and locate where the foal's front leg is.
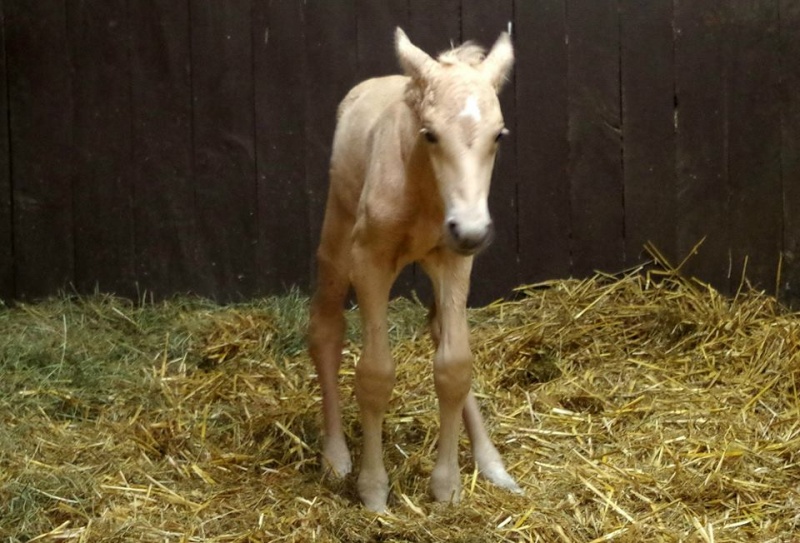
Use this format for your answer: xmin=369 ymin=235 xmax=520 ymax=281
xmin=423 ymin=252 xmax=474 ymax=503
xmin=351 ymin=242 xmax=397 ymax=512
xmin=424 ymin=252 xmax=522 ymax=501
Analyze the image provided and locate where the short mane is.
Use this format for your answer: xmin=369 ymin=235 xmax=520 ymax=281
xmin=437 ymin=42 xmax=486 ymax=67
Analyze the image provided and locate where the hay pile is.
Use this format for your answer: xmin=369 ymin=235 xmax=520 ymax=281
xmin=1 ymin=263 xmax=798 ymax=542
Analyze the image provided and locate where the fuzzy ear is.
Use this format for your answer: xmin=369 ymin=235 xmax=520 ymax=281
xmin=481 ymin=32 xmax=514 ymax=92
xmin=395 ymin=27 xmax=437 ymax=81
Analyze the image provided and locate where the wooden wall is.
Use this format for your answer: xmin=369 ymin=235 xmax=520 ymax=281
xmin=0 ymin=0 xmax=798 ymax=305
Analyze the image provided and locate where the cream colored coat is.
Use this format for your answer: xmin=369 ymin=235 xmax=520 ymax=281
xmin=309 ymin=28 xmax=519 ymax=512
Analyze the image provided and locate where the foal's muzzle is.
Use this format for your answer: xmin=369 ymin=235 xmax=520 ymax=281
xmin=445 ymin=218 xmax=495 ymax=255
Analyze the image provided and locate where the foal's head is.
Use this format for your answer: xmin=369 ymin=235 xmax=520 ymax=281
xmin=396 ymin=28 xmax=514 ymax=256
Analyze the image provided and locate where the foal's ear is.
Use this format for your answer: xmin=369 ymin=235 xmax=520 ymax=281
xmin=395 ymin=27 xmax=437 ymax=82
xmin=481 ymin=32 xmax=514 ymax=92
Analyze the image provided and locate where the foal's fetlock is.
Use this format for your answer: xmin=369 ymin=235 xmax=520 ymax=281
xmin=357 ymin=470 xmax=390 ymax=512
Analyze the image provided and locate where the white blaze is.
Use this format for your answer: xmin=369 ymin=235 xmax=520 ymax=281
xmin=459 ymin=95 xmax=481 ymax=122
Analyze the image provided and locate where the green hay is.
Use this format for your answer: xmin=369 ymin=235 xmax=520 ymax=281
xmin=0 ymin=269 xmax=798 ymax=542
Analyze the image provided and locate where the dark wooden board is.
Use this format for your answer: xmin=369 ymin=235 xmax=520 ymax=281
xmin=68 ymin=0 xmax=136 ymax=298
xmin=5 ymin=0 xmax=75 ymax=300
xmin=254 ymin=0 xmax=311 ymax=294
xmin=0 ymin=0 xmax=13 ymax=301
xmin=674 ymin=0 xmax=731 ymax=291
xmin=461 ymin=0 xmax=518 ymax=304
xmin=356 ymin=0 xmax=408 ymax=80
xmin=619 ymin=0 xmax=677 ymax=267
xmin=460 ymin=0 xmax=513 ymax=46
xmin=567 ymin=0 xmax=625 ymax=278
xmin=407 ymin=0 xmax=461 ymax=55
xmin=304 ymin=1 xmax=358 ymax=288
xmin=516 ymin=0 xmax=571 ymax=283
xmin=726 ymin=0 xmax=782 ymax=293
xmin=1 ymin=1 xmax=795 ymax=304
xmin=780 ymin=0 xmax=800 ymax=304
xmin=129 ymin=0 xmax=202 ymax=298
xmin=190 ymin=0 xmax=257 ymax=301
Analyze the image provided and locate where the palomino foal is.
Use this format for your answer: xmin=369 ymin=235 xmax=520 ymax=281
xmin=309 ymin=28 xmax=520 ymax=512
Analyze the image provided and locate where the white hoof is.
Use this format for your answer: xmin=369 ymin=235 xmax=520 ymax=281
xmin=358 ymin=470 xmax=389 ymax=512
xmin=481 ymin=460 xmax=523 ymax=494
xmin=431 ymin=464 xmax=462 ymax=504
xmin=322 ymin=436 xmax=352 ymax=477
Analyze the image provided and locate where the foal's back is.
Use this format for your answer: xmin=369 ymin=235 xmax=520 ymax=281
xmin=328 ymin=75 xmax=417 ymax=219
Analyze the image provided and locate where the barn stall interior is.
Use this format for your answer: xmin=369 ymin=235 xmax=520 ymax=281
xmin=1 ymin=1 xmax=799 ymax=541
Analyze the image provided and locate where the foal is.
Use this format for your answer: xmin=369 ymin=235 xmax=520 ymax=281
xmin=309 ymin=28 xmax=519 ymax=512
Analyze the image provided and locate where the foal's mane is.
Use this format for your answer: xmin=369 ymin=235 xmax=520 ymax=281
xmin=400 ymin=40 xmax=489 ymax=116
xmin=437 ymin=42 xmax=486 ymax=67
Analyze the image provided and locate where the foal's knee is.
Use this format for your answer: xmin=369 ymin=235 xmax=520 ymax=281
xmin=434 ymin=347 xmax=473 ymax=405
xmin=355 ymin=363 xmax=396 ymax=409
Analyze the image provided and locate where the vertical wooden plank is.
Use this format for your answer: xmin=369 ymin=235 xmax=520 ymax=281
xmin=620 ymin=0 xmax=677 ymax=267
xmin=780 ymin=0 xmax=800 ymax=304
xmin=0 ymin=0 xmax=13 ymax=300
xmin=5 ymin=0 xmax=74 ymax=299
xmin=68 ymin=0 xmax=136 ymax=298
xmin=516 ymin=0 xmax=571 ymax=283
xmin=191 ymin=0 xmax=257 ymax=301
xmin=304 ymin=1 xmax=358 ymax=287
xmin=460 ymin=0 xmax=513 ymax=52
xmin=462 ymin=0 xmax=518 ymax=304
xmin=407 ymin=0 xmax=460 ymax=55
xmin=567 ymin=0 xmax=625 ymax=278
xmin=674 ymin=0 xmax=730 ymax=291
xmin=356 ymin=0 xmax=408 ymax=80
xmin=254 ymin=1 xmax=310 ymax=294
xmin=129 ymin=0 xmax=203 ymax=298
xmin=727 ymin=0 xmax=782 ymax=293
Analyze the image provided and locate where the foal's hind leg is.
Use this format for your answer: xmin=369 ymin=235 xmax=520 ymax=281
xmin=463 ymin=393 xmax=522 ymax=493
xmin=309 ymin=207 xmax=353 ymax=477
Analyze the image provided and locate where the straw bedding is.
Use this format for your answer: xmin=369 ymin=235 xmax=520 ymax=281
xmin=1 ymin=262 xmax=798 ymax=542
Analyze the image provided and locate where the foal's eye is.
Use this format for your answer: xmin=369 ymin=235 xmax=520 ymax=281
xmin=422 ymin=128 xmax=438 ymax=144
xmin=495 ymin=128 xmax=509 ymax=143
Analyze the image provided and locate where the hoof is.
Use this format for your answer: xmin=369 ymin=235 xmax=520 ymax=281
xmin=481 ymin=460 xmax=523 ymax=494
xmin=358 ymin=471 xmax=390 ymax=513
xmin=322 ymin=436 xmax=352 ymax=478
xmin=430 ymin=466 xmax=462 ymax=504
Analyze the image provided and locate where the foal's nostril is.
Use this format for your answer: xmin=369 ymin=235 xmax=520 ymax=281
xmin=447 ymin=219 xmax=460 ymax=240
